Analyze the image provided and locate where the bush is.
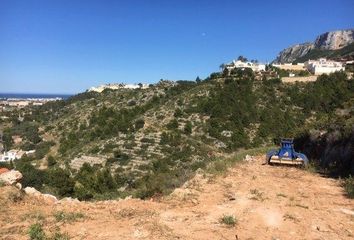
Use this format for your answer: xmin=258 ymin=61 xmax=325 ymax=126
xmin=46 ymin=168 xmax=75 ymax=197
xmin=167 ymin=119 xmax=178 ymax=130
xmin=184 ymin=121 xmax=192 ymax=135
xmin=54 ymin=211 xmax=85 ymax=223
xmin=140 ymin=137 xmax=155 ymax=143
xmin=174 ymin=108 xmax=183 ymax=118
xmin=74 ymin=183 xmax=94 ymax=200
xmin=344 ymin=176 xmax=354 ymax=198
xmin=16 ymin=162 xmax=46 ymax=190
xmin=135 ymin=119 xmax=145 ymax=130
xmin=220 ymin=215 xmax=237 ymax=227
xmin=28 ymin=223 xmax=45 ymax=240
xmin=51 ymin=230 xmax=70 ymax=240
xmin=47 ymin=155 xmax=57 ymax=167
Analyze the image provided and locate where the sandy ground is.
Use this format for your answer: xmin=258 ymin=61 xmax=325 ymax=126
xmin=1 ymin=156 xmax=353 ymax=240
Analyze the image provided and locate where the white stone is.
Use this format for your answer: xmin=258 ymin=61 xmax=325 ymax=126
xmin=0 ymin=170 xmax=23 ymax=185
xmin=244 ymin=154 xmax=254 ymax=161
xmin=24 ymin=186 xmax=41 ymax=195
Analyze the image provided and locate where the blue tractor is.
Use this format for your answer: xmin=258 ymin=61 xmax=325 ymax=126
xmin=266 ymin=138 xmax=309 ymax=166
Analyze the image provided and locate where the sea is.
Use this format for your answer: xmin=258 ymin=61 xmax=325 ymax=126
xmin=0 ymin=93 xmax=72 ymax=100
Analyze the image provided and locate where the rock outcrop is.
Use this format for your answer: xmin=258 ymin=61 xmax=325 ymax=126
xmin=24 ymin=186 xmax=58 ymax=203
xmin=0 ymin=170 xmax=22 ymax=186
xmin=314 ymin=29 xmax=354 ymax=50
xmin=273 ymin=42 xmax=314 ymax=64
xmin=273 ymin=29 xmax=354 ymax=63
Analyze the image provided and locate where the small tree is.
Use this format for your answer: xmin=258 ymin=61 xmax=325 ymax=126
xmin=135 ymin=119 xmax=145 ymax=130
xmin=174 ymin=108 xmax=183 ymax=118
xmin=167 ymin=119 xmax=179 ymax=130
xmin=237 ymin=55 xmax=248 ymax=62
xmin=47 ymin=155 xmax=57 ymax=167
xmin=219 ymin=63 xmax=226 ymax=71
xmin=47 ymin=168 xmax=74 ymax=197
xmin=184 ymin=121 xmax=192 ymax=135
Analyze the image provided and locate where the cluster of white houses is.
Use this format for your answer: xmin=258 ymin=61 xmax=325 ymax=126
xmin=0 ymin=149 xmax=35 ymax=162
xmin=224 ymin=58 xmax=347 ymax=76
xmin=89 ymin=83 xmax=149 ymax=93
xmin=273 ymin=58 xmax=346 ymax=75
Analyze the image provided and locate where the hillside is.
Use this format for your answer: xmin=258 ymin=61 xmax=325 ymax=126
xmin=1 ymin=71 xmax=353 ymax=200
xmin=293 ymin=42 xmax=354 ymax=63
xmin=1 ymin=155 xmax=354 ymax=239
xmin=273 ymin=29 xmax=354 ymax=63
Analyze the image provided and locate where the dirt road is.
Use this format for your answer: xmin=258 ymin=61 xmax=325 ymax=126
xmin=1 ymin=156 xmax=353 ymax=239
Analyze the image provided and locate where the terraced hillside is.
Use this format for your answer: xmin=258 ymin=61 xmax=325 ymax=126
xmin=1 ymin=71 xmax=353 ymax=200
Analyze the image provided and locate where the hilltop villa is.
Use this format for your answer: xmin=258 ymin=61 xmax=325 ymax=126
xmin=224 ymin=60 xmax=266 ymax=72
xmin=304 ymin=58 xmax=345 ymax=75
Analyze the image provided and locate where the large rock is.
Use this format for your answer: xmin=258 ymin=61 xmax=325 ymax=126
xmin=314 ymin=29 xmax=354 ymax=50
xmin=24 ymin=186 xmax=58 ymax=203
xmin=0 ymin=170 xmax=23 ymax=185
xmin=24 ymin=186 xmax=41 ymax=195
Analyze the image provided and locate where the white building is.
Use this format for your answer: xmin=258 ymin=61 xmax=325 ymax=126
xmin=89 ymin=83 xmax=149 ymax=93
xmin=225 ymin=60 xmax=266 ymax=72
xmin=0 ymin=149 xmax=35 ymax=162
xmin=305 ymin=58 xmax=345 ymax=75
xmin=0 ymin=150 xmax=19 ymax=162
xmin=272 ymin=63 xmax=305 ymax=71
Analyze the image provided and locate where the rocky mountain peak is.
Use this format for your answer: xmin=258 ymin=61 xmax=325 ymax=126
xmin=273 ymin=29 xmax=354 ymax=63
xmin=314 ymin=29 xmax=354 ymax=50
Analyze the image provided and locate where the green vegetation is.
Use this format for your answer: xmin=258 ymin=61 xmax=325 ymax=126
xmin=28 ymin=223 xmax=70 ymax=240
xmin=2 ymin=71 xmax=353 ymax=200
xmin=206 ymin=146 xmax=274 ymax=175
xmin=220 ymin=215 xmax=237 ymax=226
xmin=343 ymin=176 xmax=354 ymax=198
xmin=28 ymin=223 xmax=46 ymax=240
xmin=250 ymin=188 xmax=265 ymax=201
xmin=54 ymin=211 xmax=85 ymax=223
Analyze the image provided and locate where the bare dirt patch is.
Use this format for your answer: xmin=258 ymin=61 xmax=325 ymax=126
xmin=1 ymin=156 xmax=353 ymax=239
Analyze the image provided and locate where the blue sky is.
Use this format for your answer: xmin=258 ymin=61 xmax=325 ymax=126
xmin=0 ymin=0 xmax=353 ymax=94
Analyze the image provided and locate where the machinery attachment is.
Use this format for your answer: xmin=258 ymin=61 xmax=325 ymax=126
xmin=266 ymin=138 xmax=309 ymax=166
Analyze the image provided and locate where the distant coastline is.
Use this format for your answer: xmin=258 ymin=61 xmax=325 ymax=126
xmin=0 ymin=93 xmax=73 ymax=100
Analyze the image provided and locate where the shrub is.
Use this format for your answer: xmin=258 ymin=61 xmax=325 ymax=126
xmin=140 ymin=137 xmax=155 ymax=143
xmin=220 ymin=215 xmax=237 ymax=227
xmin=51 ymin=230 xmax=70 ymax=240
xmin=16 ymin=162 xmax=46 ymax=190
xmin=184 ymin=121 xmax=192 ymax=135
xmin=344 ymin=176 xmax=354 ymax=198
xmin=28 ymin=223 xmax=46 ymax=240
xmin=46 ymin=168 xmax=75 ymax=197
xmin=35 ymin=141 xmax=55 ymax=159
xmin=54 ymin=211 xmax=85 ymax=223
xmin=89 ymin=146 xmax=100 ymax=154
xmin=73 ymin=183 xmax=94 ymax=200
xmin=47 ymin=155 xmax=57 ymax=167
xmin=167 ymin=119 xmax=178 ymax=130
xmin=135 ymin=119 xmax=145 ymax=130
xmin=174 ymin=108 xmax=183 ymax=118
